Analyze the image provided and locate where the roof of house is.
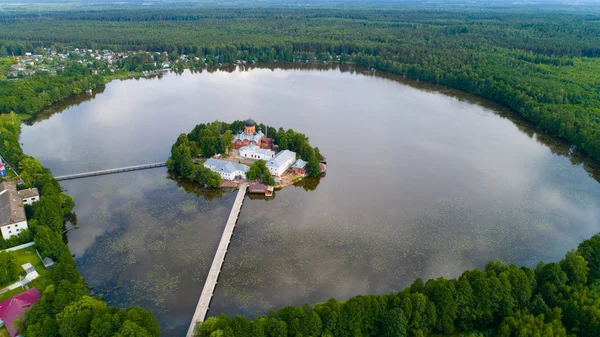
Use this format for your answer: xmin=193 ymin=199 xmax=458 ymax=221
xmin=17 ymin=188 xmax=39 ymax=199
xmin=204 ymin=159 xmax=250 ymax=174
xmin=245 ymin=118 xmax=256 ymax=127
xmin=266 ymin=150 xmax=296 ymax=169
xmin=292 ymin=159 xmax=308 ymax=169
xmin=239 ymin=144 xmax=274 ymax=156
xmin=0 ymin=182 xmax=16 ymax=193
xmin=0 ymin=182 xmax=26 ymax=227
xmin=0 ymin=288 xmax=41 ymax=337
xmin=248 ymin=183 xmax=268 ymax=192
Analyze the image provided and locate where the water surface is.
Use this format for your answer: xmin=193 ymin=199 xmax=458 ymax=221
xmin=21 ymin=65 xmax=600 ymax=336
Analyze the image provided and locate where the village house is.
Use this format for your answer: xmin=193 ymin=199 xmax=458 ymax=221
xmin=204 ymin=159 xmax=250 ymax=181
xmin=239 ymin=144 xmax=274 ymax=160
xmin=0 ymin=182 xmax=39 ymax=240
xmin=18 ymin=188 xmax=40 ymax=205
xmin=266 ymin=150 xmax=297 ymax=177
xmin=232 ymin=118 xmax=274 ymax=150
xmin=0 ymin=288 xmax=41 ymax=337
xmin=291 ymin=159 xmax=308 ymax=175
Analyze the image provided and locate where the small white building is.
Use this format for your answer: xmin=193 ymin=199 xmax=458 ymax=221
xmin=266 ymin=150 xmax=297 ymax=177
xmin=0 ymin=182 xmax=29 ymax=240
xmin=18 ymin=188 xmax=40 ymax=206
xmin=239 ymin=144 xmax=274 ymax=160
xmin=204 ymin=159 xmax=250 ymax=181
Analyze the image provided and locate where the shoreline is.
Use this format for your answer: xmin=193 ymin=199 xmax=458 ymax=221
xmin=22 ymin=62 xmax=597 ymax=165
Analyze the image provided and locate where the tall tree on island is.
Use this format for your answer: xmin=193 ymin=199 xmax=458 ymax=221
xmin=167 ymin=133 xmax=222 ymax=188
xmin=223 ymin=129 xmax=234 ymax=154
xmin=246 ymin=160 xmax=275 ymax=186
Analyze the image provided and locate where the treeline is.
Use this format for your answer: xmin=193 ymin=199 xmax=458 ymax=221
xmin=2 ymin=8 xmax=600 ymax=58
xmin=0 ymin=112 xmax=160 ymax=337
xmin=195 ymin=232 xmax=600 ymax=337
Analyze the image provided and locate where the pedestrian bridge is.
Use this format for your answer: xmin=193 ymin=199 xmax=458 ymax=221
xmin=186 ymin=183 xmax=247 ymax=337
xmin=54 ymin=162 xmax=167 ymax=181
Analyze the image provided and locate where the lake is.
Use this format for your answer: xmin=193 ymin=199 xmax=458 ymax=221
xmin=20 ymin=65 xmax=600 ymax=336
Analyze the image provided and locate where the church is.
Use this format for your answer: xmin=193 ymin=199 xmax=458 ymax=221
xmin=232 ymin=118 xmax=274 ymax=150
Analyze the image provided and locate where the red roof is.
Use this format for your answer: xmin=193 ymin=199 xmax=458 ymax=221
xmin=249 ymin=183 xmax=268 ymax=193
xmin=0 ymin=288 xmax=41 ymax=337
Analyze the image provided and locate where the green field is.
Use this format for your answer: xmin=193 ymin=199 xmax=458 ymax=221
xmin=0 ymin=246 xmax=49 ymax=301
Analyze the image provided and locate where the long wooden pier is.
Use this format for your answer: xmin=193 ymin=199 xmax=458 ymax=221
xmin=54 ymin=162 xmax=166 ymax=181
xmin=186 ymin=183 xmax=248 ymax=337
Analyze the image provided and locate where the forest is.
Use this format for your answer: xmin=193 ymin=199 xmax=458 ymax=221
xmin=0 ymin=6 xmax=599 ymax=161
xmin=194 ymin=233 xmax=600 ymax=337
xmin=168 ymin=120 xmax=323 ymax=186
xmin=0 ymin=112 xmax=160 ymax=337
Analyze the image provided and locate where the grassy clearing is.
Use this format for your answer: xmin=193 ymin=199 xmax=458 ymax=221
xmin=0 ymin=246 xmax=49 ymax=301
xmin=11 ymin=246 xmax=45 ymax=272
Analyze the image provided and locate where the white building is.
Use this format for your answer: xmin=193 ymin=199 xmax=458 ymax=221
xmin=0 ymin=182 xmax=30 ymax=240
xmin=204 ymin=159 xmax=250 ymax=181
xmin=239 ymin=144 xmax=274 ymax=160
xmin=18 ymin=188 xmax=40 ymax=206
xmin=266 ymin=150 xmax=297 ymax=177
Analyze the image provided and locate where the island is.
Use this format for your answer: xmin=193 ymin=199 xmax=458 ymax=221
xmin=167 ymin=119 xmax=326 ymax=192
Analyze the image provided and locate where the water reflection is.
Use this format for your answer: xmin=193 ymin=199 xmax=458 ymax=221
xmin=59 ymin=168 xmax=234 ymax=335
xmin=19 ymin=65 xmax=600 ymax=336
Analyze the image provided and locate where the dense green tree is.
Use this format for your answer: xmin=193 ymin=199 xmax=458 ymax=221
xmin=19 ymin=157 xmax=47 ymax=188
xmin=59 ymin=193 xmax=75 ymax=216
xmin=500 ymin=310 xmax=567 ymax=337
xmin=424 ymin=278 xmax=457 ymax=333
xmin=578 ymin=235 xmax=600 ymax=282
xmin=379 ymin=308 xmax=408 ymax=337
xmin=0 ymin=251 xmax=20 ymax=285
xmin=56 ymin=296 xmax=109 ymax=337
xmin=560 ymin=249 xmax=589 ymax=285
xmin=536 ymin=263 xmax=568 ymax=290
xmin=246 ymin=160 xmax=275 ymax=185
xmin=167 ymin=133 xmax=222 ymax=188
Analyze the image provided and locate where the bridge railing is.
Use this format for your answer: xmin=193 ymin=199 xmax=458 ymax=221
xmin=54 ymin=162 xmax=167 ymax=181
